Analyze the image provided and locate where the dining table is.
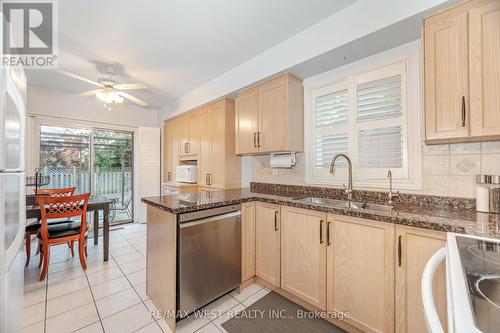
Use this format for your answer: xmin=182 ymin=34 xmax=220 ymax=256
xmin=26 ymin=195 xmax=113 ymax=261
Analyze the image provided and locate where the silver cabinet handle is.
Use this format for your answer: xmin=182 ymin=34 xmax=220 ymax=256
xmin=253 ymin=133 xmax=257 ymax=148
xmin=461 ymin=96 xmax=466 ymax=127
xmin=206 ymin=173 xmax=211 ymax=186
xmin=257 ymin=132 xmax=261 ymax=148
xmin=184 ymin=142 xmax=189 ymax=153
xmin=167 ymin=171 xmax=172 ymax=181
xmin=398 ymin=235 xmax=402 ymax=267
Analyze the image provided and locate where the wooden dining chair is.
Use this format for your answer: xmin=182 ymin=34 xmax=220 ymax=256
xmin=25 ymin=187 xmax=78 ymax=267
xmin=36 ymin=193 xmax=91 ymax=280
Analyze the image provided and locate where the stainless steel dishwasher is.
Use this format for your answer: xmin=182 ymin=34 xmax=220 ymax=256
xmin=178 ymin=204 xmax=241 ymax=316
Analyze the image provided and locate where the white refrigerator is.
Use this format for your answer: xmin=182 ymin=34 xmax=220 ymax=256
xmin=0 ymin=64 xmax=27 ymax=333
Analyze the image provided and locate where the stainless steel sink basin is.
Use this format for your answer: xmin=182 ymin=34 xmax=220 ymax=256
xmin=294 ymin=197 xmax=393 ymax=214
xmin=294 ymin=197 xmax=346 ymax=207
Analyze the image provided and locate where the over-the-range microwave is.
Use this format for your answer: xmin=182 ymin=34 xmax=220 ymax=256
xmin=176 ymin=165 xmax=197 ymax=183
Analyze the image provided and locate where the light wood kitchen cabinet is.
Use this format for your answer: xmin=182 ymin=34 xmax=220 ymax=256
xmin=163 ymin=118 xmax=181 ymax=184
xmin=469 ymin=0 xmax=500 ymax=137
xmin=424 ymin=0 xmax=500 ymax=143
xmin=280 ymin=207 xmax=327 ymax=310
xmin=235 ymin=88 xmax=259 ymax=154
xmin=255 ymin=202 xmax=281 ymax=287
xmin=162 ymin=122 xmax=173 ymax=183
xmin=241 ymin=202 xmax=256 ymax=282
xmin=197 ymin=99 xmax=241 ymax=189
xmin=178 ymin=111 xmax=199 ymax=156
xmin=395 ymin=226 xmax=447 ymax=333
xmin=235 ymin=73 xmax=303 ymax=154
xmin=327 ymin=214 xmax=395 ymax=333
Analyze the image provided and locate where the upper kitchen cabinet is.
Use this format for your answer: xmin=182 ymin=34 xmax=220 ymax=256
xmin=197 ymin=99 xmax=241 ymax=189
xmin=424 ymin=0 xmax=500 ymax=143
xmin=235 ymin=73 xmax=304 ymax=154
xmin=469 ymin=0 xmax=500 ymax=137
xmin=178 ymin=110 xmax=199 ymax=157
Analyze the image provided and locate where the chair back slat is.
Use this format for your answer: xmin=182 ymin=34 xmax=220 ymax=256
xmin=37 ymin=187 xmax=77 ymax=197
xmin=36 ymin=193 xmax=91 ymax=240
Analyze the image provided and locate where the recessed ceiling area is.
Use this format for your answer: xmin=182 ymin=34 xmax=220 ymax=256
xmin=26 ymin=0 xmax=357 ymax=109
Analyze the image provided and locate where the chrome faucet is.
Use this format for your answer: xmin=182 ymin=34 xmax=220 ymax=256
xmin=330 ymin=153 xmax=353 ymax=202
xmin=387 ymin=170 xmax=398 ymax=204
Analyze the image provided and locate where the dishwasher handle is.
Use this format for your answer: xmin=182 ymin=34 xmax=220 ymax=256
xmin=180 ymin=211 xmax=241 ymax=229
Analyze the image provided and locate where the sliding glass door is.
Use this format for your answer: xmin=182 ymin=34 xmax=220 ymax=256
xmin=93 ymin=129 xmax=134 ymax=222
xmin=39 ymin=125 xmax=91 ymax=194
xmin=38 ymin=124 xmax=134 ymax=223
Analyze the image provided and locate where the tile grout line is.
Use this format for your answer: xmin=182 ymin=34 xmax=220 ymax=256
xmin=108 ymin=233 xmax=166 ymax=332
xmin=83 ymin=266 xmax=106 ymax=333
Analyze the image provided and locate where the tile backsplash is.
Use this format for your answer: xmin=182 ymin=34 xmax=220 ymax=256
xmin=422 ymin=141 xmax=500 ymax=198
xmin=250 ymin=141 xmax=500 ymax=199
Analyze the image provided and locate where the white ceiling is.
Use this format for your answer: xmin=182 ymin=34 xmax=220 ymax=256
xmin=26 ymin=0 xmax=356 ymax=109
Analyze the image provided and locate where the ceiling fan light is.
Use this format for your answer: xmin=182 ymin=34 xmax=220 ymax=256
xmin=96 ymin=89 xmax=124 ymax=104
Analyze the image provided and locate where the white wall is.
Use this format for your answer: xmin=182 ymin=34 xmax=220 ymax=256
xmin=158 ymin=0 xmax=449 ymax=122
xmin=28 ymin=86 xmax=158 ymax=127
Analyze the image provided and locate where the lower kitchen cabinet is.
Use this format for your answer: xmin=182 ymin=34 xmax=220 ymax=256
xmin=255 ymin=202 xmax=281 ymax=287
xmin=327 ymin=214 xmax=395 ymax=333
xmin=241 ymin=202 xmax=256 ymax=282
xmin=280 ymin=207 xmax=327 ymax=310
xmin=395 ymin=226 xmax=447 ymax=333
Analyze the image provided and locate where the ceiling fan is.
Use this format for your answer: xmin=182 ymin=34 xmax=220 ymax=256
xmin=57 ymin=68 xmax=149 ymax=108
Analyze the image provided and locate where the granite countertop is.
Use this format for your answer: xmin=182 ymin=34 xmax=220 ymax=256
xmin=141 ymin=188 xmax=500 ymax=239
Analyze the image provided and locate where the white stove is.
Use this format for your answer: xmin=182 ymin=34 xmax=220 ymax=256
xmin=423 ymin=233 xmax=500 ymax=333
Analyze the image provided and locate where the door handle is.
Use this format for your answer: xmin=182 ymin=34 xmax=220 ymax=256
xmin=320 ymin=220 xmax=324 ymax=244
xmin=184 ymin=142 xmax=189 ymax=153
xmin=461 ymin=96 xmax=466 ymax=127
xmin=208 ymin=173 xmax=211 ymax=186
xmin=257 ymin=132 xmax=261 ymax=148
xmin=274 ymin=211 xmax=278 ymax=231
xmin=327 ymin=221 xmax=331 ymax=246
xmin=398 ymin=235 xmax=402 ymax=267
xmin=205 ymin=173 xmax=209 ymax=185
xmin=167 ymin=171 xmax=172 ymax=181
xmin=253 ymin=132 xmax=257 ymax=148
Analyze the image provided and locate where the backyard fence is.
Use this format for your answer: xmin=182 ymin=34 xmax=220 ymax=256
xmin=42 ymin=166 xmax=133 ymax=195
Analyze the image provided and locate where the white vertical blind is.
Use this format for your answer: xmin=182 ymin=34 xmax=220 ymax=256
xmin=138 ymin=127 xmax=160 ymax=224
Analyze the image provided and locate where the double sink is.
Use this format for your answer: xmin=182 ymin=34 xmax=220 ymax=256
xmin=294 ymin=196 xmax=394 ymax=214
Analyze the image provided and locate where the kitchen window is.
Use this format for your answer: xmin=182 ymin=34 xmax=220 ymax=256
xmin=305 ymin=48 xmax=421 ymax=190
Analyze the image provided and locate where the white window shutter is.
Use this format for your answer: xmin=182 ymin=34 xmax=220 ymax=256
xmin=138 ymin=127 xmax=160 ymax=224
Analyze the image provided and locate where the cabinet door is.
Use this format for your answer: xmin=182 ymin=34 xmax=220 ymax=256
xmin=255 ymin=202 xmax=280 ymax=287
xmin=163 ymin=123 xmax=173 ymax=182
xmin=241 ymin=202 xmax=256 ymax=282
xmin=187 ymin=111 xmax=199 ymax=154
xmin=327 ymin=215 xmax=394 ymax=333
xmin=198 ymin=108 xmax=212 ymax=187
xmin=281 ymin=207 xmax=327 ymax=310
xmin=235 ymin=89 xmax=259 ymax=154
xmin=469 ymin=0 xmax=500 ymax=137
xmin=170 ymin=118 xmax=181 ymax=181
xmin=177 ymin=115 xmax=189 ymax=155
xmin=259 ymin=77 xmax=288 ymax=152
xmin=209 ymin=103 xmax=226 ymax=188
xmin=395 ymin=226 xmax=447 ymax=333
xmin=424 ymin=11 xmax=470 ymax=141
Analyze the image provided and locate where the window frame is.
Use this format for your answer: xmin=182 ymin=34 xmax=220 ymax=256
xmin=304 ymin=43 xmax=422 ymax=190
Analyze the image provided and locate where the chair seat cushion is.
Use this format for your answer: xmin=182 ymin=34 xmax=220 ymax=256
xmin=37 ymin=221 xmax=89 ymax=239
xmin=26 ymin=218 xmax=75 ymax=232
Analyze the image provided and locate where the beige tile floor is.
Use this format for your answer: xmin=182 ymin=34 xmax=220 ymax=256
xmin=23 ymin=223 xmax=270 ymax=333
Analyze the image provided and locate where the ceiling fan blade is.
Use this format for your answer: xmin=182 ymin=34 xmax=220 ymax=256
xmin=57 ymin=69 xmax=104 ymax=87
xmin=119 ymin=91 xmax=148 ymax=107
xmin=114 ymin=83 xmax=148 ymax=90
xmin=80 ymin=89 xmax=103 ymax=97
